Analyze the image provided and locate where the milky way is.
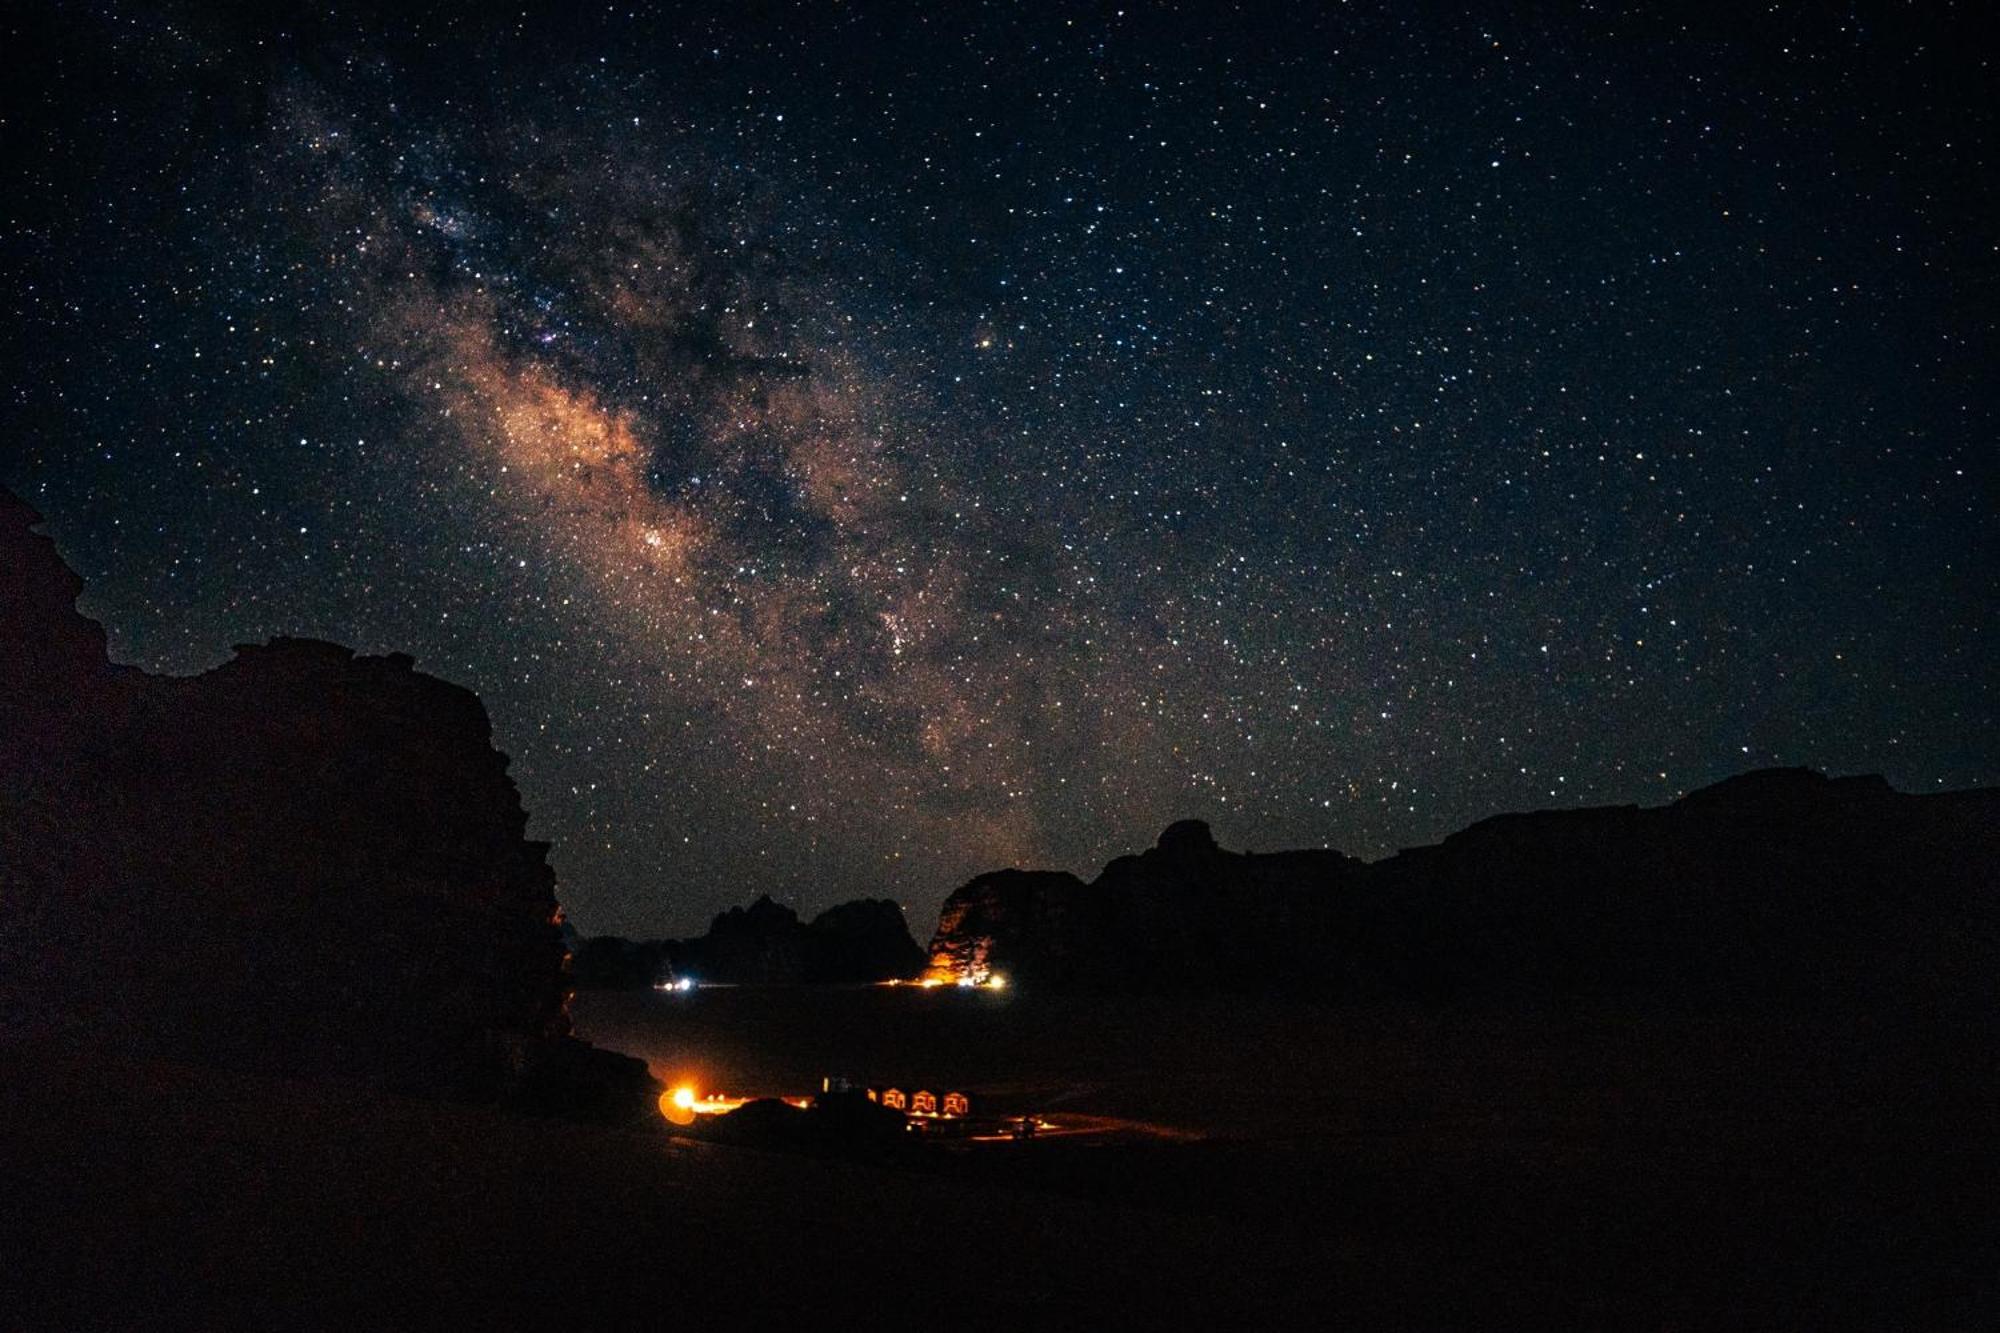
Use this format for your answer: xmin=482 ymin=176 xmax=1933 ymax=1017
xmin=277 ymin=74 xmax=1203 ymax=898
xmin=5 ymin=5 xmax=1992 ymax=933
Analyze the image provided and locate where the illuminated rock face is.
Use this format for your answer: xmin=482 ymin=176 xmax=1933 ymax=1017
xmin=923 ymin=869 xmax=1092 ymax=985
xmin=0 ymin=488 xmax=653 ymax=1117
xmin=925 ymin=781 xmax=2000 ymax=1000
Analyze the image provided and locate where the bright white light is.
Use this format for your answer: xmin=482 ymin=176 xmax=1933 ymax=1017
xmin=659 ymin=1085 xmax=698 ymax=1124
xmin=985 ymin=974 xmax=1007 ymax=990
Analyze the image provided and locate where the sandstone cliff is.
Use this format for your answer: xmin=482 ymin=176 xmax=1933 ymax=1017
xmin=0 ymin=488 xmax=654 ymax=1119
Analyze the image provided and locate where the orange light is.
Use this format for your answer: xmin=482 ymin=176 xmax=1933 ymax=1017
xmin=659 ymin=1085 xmax=697 ymax=1125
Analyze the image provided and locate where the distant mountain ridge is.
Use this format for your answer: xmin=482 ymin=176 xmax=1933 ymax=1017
xmin=570 ymin=894 xmax=928 ymax=988
xmin=925 ymin=770 xmax=1999 ymax=1000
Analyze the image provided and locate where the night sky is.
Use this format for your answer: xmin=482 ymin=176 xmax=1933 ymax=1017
xmin=5 ymin=3 xmax=1992 ymax=936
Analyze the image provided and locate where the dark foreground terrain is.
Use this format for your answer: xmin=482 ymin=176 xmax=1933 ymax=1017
xmin=9 ymin=986 xmax=1994 ymax=1328
xmin=0 ymin=1036 xmax=1310 ymax=1329
xmin=586 ymin=986 xmax=1996 ymax=1326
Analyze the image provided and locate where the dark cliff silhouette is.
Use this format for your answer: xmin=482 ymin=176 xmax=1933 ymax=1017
xmin=570 ymin=894 xmax=927 ymax=988
xmin=0 ymin=488 xmax=655 ymax=1121
xmin=927 ymin=774 xmax=1999 ymax=1001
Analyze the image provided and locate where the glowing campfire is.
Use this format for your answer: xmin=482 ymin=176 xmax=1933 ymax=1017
xmin=881 ymin=968 xmax=1007 ymax=990
xmin=657 ymin=1084 xmax=809 ymax=1124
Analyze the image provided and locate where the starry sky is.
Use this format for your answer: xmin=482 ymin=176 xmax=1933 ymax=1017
xmin=5 ymin=2 xmax=1993 ymax=936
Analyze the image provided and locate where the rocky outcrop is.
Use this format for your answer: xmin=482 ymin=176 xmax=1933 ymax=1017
xmin=800 ymin=898 xmax=933 ymax=983
xmin=0 ymin=488 xmax=655 ymax=1120
xmin=570 ymin=895 xmax=928 ymax=988
xmin=925 ymin=770 xmax=2000 ymax=1001
xmin=701 ymin=894 xmax=815 ymax=984
xmin=924 ymin=869 xmax=1094 ymax=987
xmin=923 ymin=822 xmax=1362 ymax=990
xmin=696 ymin=1089 xmax=908 ymax=1153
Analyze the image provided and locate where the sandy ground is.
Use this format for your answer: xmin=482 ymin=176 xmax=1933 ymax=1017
xmin=7 ymin=989 xmax=1994 ymax=1328
xmin=1 ymin=1037 xmax=1317 ymax=1329
xmin=577 ymin=988 xmax=2000 ymax=1325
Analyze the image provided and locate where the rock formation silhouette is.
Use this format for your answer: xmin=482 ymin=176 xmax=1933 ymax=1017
xmin=926 ymin=770 xmax=1999 ymax=1000
xmin=569 ymin=894 xmax=927 ymax=988
xmin=0 ymin=488 xmax=655 ymax=1120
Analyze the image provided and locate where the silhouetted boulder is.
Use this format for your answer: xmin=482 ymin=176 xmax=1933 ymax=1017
xmin=925 ymin=771 xmax=1999 ymax=1001
xmin=0 ymin=488 xmax=656 ymax=1121
xmin=698 ymin=1097 xmax=809 ymax=1146
xmin=505 ymin=1032 xmax=660 ymax=1125
xmin=1157 ymin=818 xmax=1219 ymax=861
xmin=697 ymin=1089 xmax=906 ymax=1152
xmin=804 ymin=1087 xmax=909 ymax=1145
